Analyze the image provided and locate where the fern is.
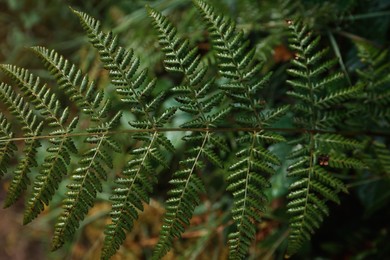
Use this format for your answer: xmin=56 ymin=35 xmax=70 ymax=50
xmin=147 ymin=6 xmax=229 ymax=258
xmin=194 ymin=0 xmax=289 ymax=258
xmin=29 ymin=46 xmax=123 ymax=250
xmin=0 ymin=65 xmax=78 ymax=224
xmin=0 ymin=82 xmax=43 ymax=207
xmin=354 ymin=41 xmax=390 ymax=126
xmin=0 ymin=2 xmax=389 ymax=259
xmin=285 ymin=20 xmax=363 ymax=256
xmin=71 ymin=9 xmax=179 ymax=259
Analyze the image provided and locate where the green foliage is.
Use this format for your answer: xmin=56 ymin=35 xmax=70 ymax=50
xmin=147 ymin=6 xmax=230 ymax=258
xmin=0 ymin=1 xmax=389 ymax=259
xmin=285 ymin=20 xmax=365 ymax=256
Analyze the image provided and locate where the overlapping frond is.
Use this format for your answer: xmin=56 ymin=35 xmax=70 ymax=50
xmin=31 ymin=46 xmax=123 ymax=250
xmin=0 ymin=83 xmax=42 ymax=207
xmin=355 ymin=42 xmax=390 ymax=125
xmin=147 ymin=6 xmax=230 ymax=258
xmin=72 ymin=10 xmax=178 ymax=259
xmin=0 ymin=64 xmax=79 ymax=223
xmin=285 ymin=20 xmax=363 ymax=256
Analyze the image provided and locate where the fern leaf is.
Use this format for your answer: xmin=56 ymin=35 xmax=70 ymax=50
xmin=72 ymin=8 xmax=157 ymax=116
xmin=70 ymin=9 xmax=179 ymax=258
xmin=194 ymin=1 xmax=287 ymax=257
xmin=31 ymin=47 xmax=102 ymax=118
xmin=0 ymin=64 xmax=80 ymax=223
xmin=148 ymin=7 xmax=230 ymax=258
xmin=153 ymin=132 xmax=209 ymax=259
xmin=102 ymin=132 xmax=167 ymax=259
xmin=23 ymin=117 xmax=79 ymax=224
xmin=0 ymin=114 xmax=17 ymax=179
xmin=285 ymin=20 xmax=364 ymax=256
xmin=314 ymin=133 xmax=363 ymax=150
xmin=0 ymin=83 xmax=43 ymax=207
xmin=226 ymin=133 xmax=277 ymax=258
xmin=31 ymin=46 xmax=123 ymax=250
xmin=354 ymin=41 xmax=390 ymax=127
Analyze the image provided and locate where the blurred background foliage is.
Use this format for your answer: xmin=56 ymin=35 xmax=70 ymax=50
xmin=0 ymin=0 xmax=389 ymax=259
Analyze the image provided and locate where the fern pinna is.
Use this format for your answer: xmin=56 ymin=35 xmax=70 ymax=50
xmin=194 ymin=0 xmax=288 ymax=258
xmin=285 ymin=20 xmax=364 ymax=256
xmin=0 ymin=65 xmax=78 ymax=223
xmin=1 ymin=1 xmax=389 ymax=259
xmin=353 ymin=42 xmax=390 ymax=178
xmin=31 ymin=46 xmax=123 ymax=250
xmin=72 ymin=9 xmax=178 ymax=259
xmin=355 ymin=41 xmax=390 ymax=126
xmin=147 ymin=6 xmax=231 ymax=258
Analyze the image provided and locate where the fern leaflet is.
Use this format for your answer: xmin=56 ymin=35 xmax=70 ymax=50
xmin=0 ymin=64 xmax=79 ymax=224
xmin=147 ymin=6 xmax=229 ymax=258
xmin=194 ymin=0 xmax=288 ymax=258
xmin=285 ymin=20 xmax=363 ymax=256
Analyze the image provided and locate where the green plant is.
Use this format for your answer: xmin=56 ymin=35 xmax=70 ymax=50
xmin=0 ymin=0 xmax=389 ymax=259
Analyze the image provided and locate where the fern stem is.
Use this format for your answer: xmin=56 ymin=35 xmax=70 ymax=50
xmin=2 ymin=127 xmax=389 ymax=144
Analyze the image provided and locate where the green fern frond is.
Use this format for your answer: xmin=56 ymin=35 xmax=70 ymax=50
xmin=29 ymin=46 xmax=123 ymax=250
xmin=361 ymin=141 xmax=390 ymax=176
xmin=147 ymin=6 xmax=230 ymax=258
xmin=153 ymin=132 xmax=209 ymax=259
xmin=52 ymin=113 xmax=121 ymax=250
xmin=0 ymin=64 xmax=79 ymax=223
xmin=0 ymin=3 xmax=388 ymax=259
xmin=354 ymin=41 xmax=390 ymax=126
xmin=0 ymin=113 xmax=17 ymax=178
xmin=285 ymin=20 xmax=363 ymax=257
xmin=193 ymin=1 xmax=288 ymax=258
xmin=71 ymin=8 xmax=160 ymax=118
xmin=31 ymin=47 xmax=105 ymax=118
xmin=103 ymin=131 xmax=167 ymax=259
xmin=71 ymin=9 xmax=179 ymax=258
xmin=314 ymin=133 xmax=363 ymax=150
xmin=0 ymin=83 xmax=43 ymax=208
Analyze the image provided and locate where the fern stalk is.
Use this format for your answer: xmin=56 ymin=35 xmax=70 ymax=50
xmin=148 ymin=6 xmax=230 ymax=258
